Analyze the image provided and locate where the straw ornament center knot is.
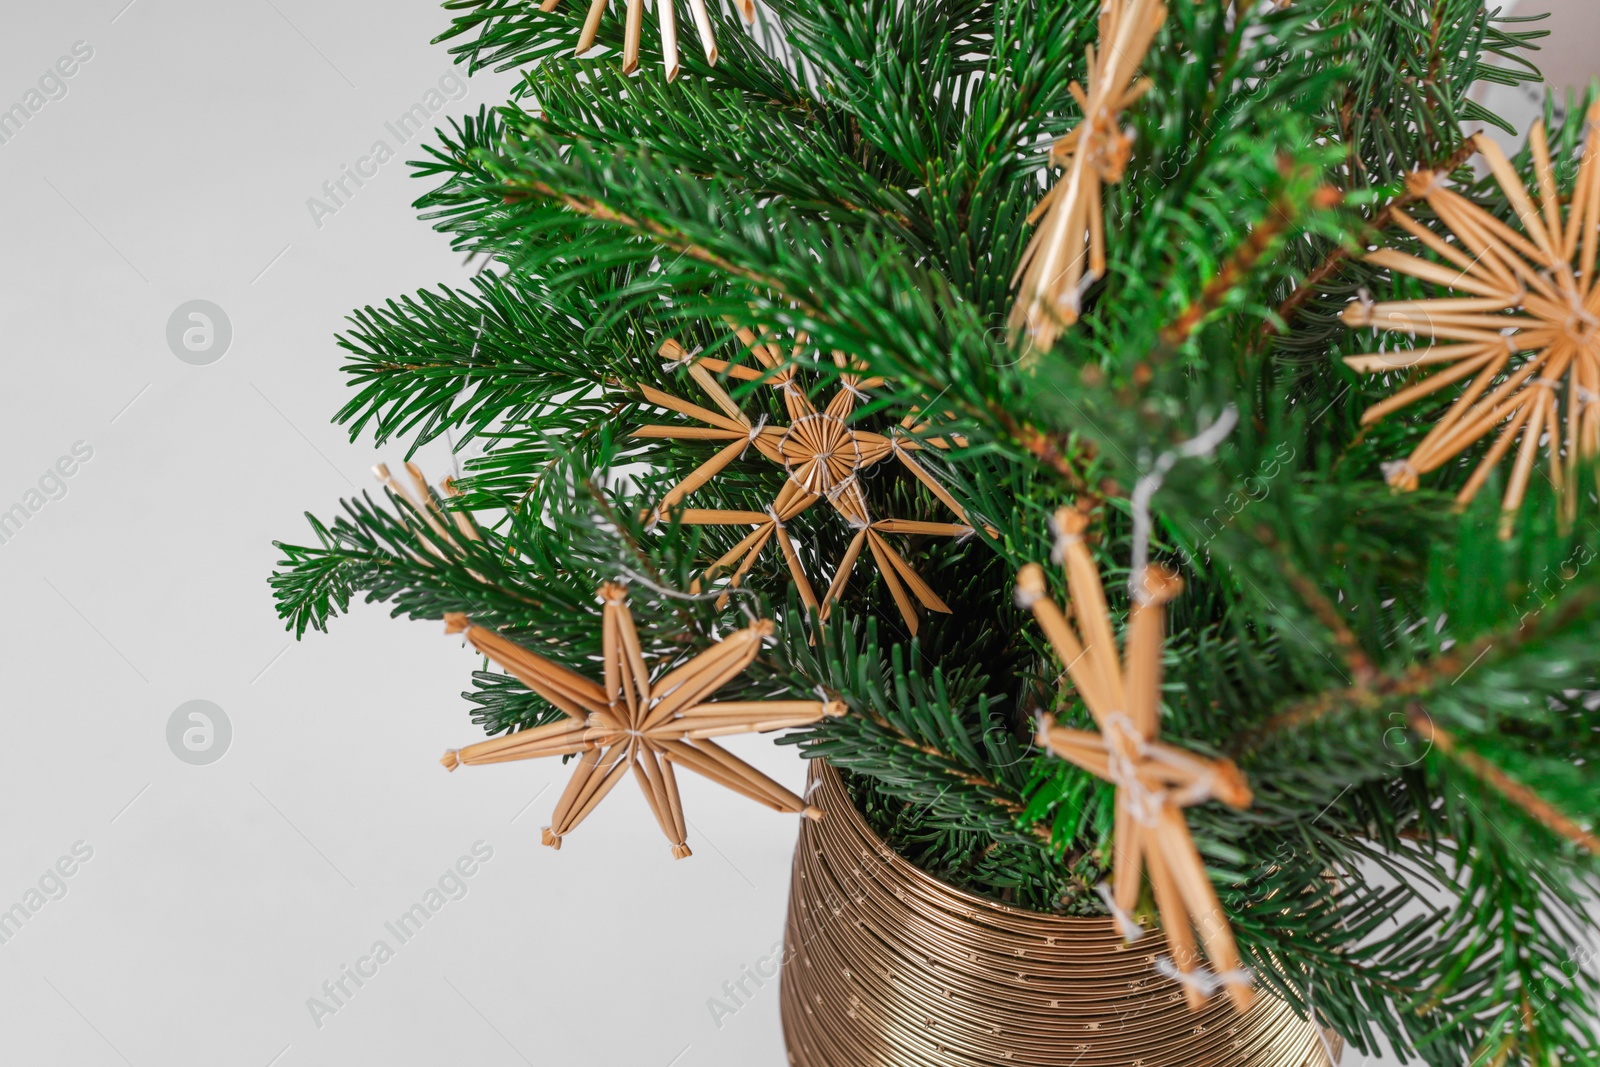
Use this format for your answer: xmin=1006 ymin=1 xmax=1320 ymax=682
xmin=1104 ymin=713 xmax=1167 ymax=827
xmin=1562 ymin=300 xmax=1600 ymax=345
xmin=1078 ymin=114 xmax=1133 ymax=183
xmin=779 ymin=412 xmax=864 ymax=495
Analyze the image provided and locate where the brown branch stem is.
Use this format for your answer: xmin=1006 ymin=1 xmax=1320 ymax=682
xmin=510 ymin=179 xmax=1091 ymax=494
xmin=1409 ymin=707 xmax=1600 ymax=855
xmin=1235 ymin=588 xmax=1599 ymax=756
xmin=1163 ymin=183 xmax=1344 ymax=347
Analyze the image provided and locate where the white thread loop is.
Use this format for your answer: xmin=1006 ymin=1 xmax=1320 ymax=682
xmin=1154 ymin=956 xmax=1255 ymax=996
xmin=841 ymin=378 xmax=870 ymax=401
xmin=743 ymin=414 xmax=769 ymax=450
xmin=1381 ymin=459 xmax=1419 ymax=482
xmin=1048 ymin=513 xmax=1082 ymax=565
xmin=1097 ymin=882 xmax=1145 ymax=943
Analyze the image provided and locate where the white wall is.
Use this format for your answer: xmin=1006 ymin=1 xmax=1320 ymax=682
xmin=0 ymin=4 xmax=802 ymax=1065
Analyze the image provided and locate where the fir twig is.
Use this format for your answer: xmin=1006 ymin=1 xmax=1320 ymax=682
xmin=1408 ymin=706 xmax=1600 ymax=855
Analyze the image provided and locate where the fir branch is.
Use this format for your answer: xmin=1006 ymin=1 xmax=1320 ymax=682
xmin=1408 ymin=706 xmax=1600 ymax=856
xmin=1162 ymin=179 xmax=1344 ymax=346
xmin=502 ymin=179 xmax=792 ymax=296
xmin=1249 ymin=522 xmax=1379 ymax=686
xmin=1271 ymin=137 xmax=1480 ymax=331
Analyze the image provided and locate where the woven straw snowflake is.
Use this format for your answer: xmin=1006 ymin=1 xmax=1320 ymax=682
xmin=441 ymin=583 xmax=844 ymax=856
xmin=1011 ymin=0 xmax=1167 ymax=348
xmin=1019 ymin=509 xmax=1255 ymax=1012
xmin=545 ymin=0 xmax=753 ymax=81
xmin=1342 ymin=103 xmax=1600 ymax=529
xmin=635 ymin=326 xmax=984 ymax=634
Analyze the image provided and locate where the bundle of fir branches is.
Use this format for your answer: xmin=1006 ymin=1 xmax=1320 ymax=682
xmin=271 ymin=0 xmax=1600 ymax=1061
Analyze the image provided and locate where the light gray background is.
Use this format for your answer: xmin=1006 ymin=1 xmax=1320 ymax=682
xmin=0 ymin=2 xmax=1592 ymax=1066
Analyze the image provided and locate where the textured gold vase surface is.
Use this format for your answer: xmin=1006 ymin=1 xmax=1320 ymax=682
xmin=781 ymin=762 xmax=1334 ymax=1067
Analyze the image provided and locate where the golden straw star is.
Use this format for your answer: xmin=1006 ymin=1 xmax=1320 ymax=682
xmin=1342 ymin=102 xmax=1600 ymax=532
xmin=1018 ymin=508 xmax=1255 ymax=1012
xmin=634 ymin=326 xmax=984 ymax=634
xmin=440 ymin=583 xmax=844 ymax=857
xmin=1011 ymin=0 xmax=1168 ymax=348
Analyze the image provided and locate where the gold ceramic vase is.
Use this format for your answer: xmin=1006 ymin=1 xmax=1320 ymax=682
xmin=780 ymin=762 xmax=1336 ymax=1067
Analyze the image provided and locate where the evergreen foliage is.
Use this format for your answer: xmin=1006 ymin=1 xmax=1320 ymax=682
xmin=271 ymin=0 xmax=1600 ymax=1060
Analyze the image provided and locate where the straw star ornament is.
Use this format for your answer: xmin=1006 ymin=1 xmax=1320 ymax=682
xmin=1011 ymin=0 xmax=1168 ymax=348
xmin=545 ymin=0 xmax=754 ymax=81
xmin=634 ymin=328 xmax=985 ymax=634
xmin=1342 ymin=103 xmax=1600 ymax=530
xmin=1018 ymin=509 xmax=1255 ymax=1013
xmin=440 ymin=583 xmax=844 ymax=856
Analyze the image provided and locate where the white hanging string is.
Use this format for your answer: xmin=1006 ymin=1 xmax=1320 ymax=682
xmin=611 ymin=568 xmax=761 ymax=620
xmin=1127 ymin=406 xmax=1238 ymax=602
